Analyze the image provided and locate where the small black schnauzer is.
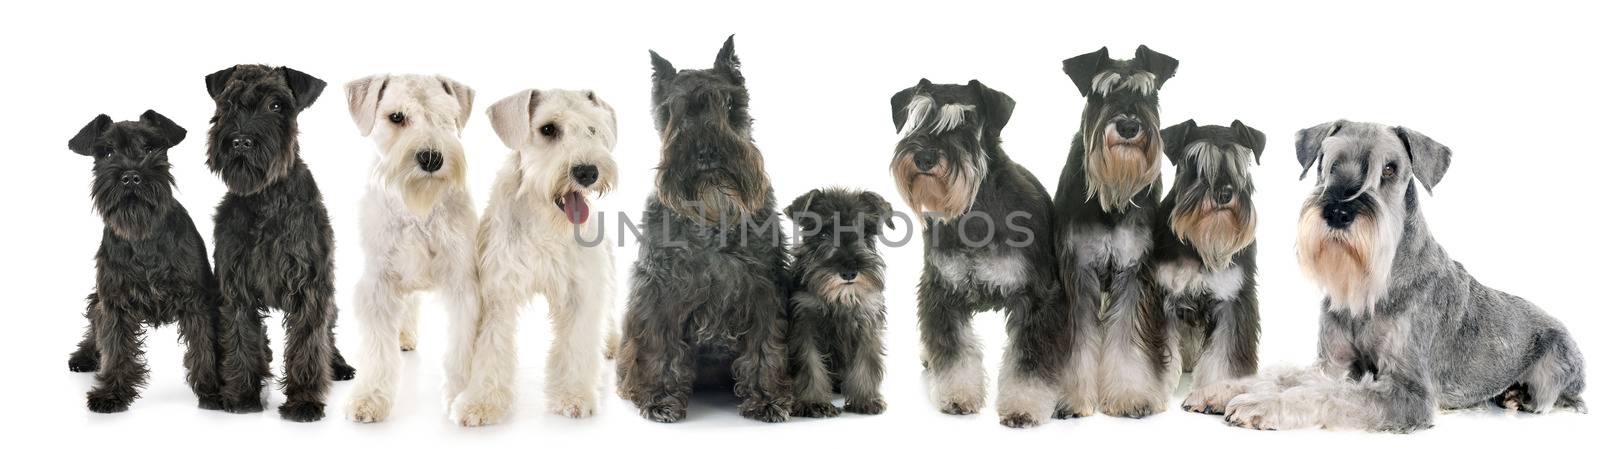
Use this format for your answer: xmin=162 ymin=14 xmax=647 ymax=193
xmin=1053 ymin=45 xmax=1180 ymax=418
xmin=204 ymin=64 xmax=354 ymax=422
xmin=615 ymin=35 xmax=794 ymax=423
xmin=784 ymin=188 xmax=893 ymax=418
xmin=66 ymin=111 xmax=223 ymax=413
xmin=1150 ymin=120 xmax=1265 ymax=414
xmin=889 ymin=79 xmax=1067 ymax=428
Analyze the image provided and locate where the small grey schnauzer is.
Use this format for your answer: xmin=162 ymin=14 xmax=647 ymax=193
xmin=1196 ymin=120 xmax=1586 ymax=432
xmin=785 ymin=188 xmax=893 ymax=418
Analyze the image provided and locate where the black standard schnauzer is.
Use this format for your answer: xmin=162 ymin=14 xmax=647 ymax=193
xmin=614 ymin=36 xmax=793 ymax=423
xmin=1053 ymin=46 xmax=1179 ymax=418
xmin=784 ymin=188 xmax=893 ymax=418
xmin=1151 ymin=120 xmax=1265 ymax=414
xmin=889 ymin=79 xmax=1067 ymax=428
xmin=203 ymin=64 xmax=354 ymax=422
xmin=66 ymin=111 xmax=224 ymax=413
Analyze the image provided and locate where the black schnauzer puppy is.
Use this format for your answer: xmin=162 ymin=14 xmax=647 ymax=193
xmin=615 ymin=36 xmax=793 ymax=423
xmin=204 ymin=64 xmax=354 ymax=422
xmin=784 ymin=188 xmax=893 ymax=418
xmin=66 ymin=111 xmax=223 ymax=413
xmin=890 ymin=79 xmax=1067 ymax=428
xmin=1149 ymin=120 xmax=1265 ymax=414
xmin=1053 ymin=46 xmax=1179 ymax=418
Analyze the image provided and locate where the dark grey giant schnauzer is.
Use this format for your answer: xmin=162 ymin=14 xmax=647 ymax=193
xmin=890 ymin=79 xmax=1067 ymax=428
xmin=204 ymin=64 xmax=355 ymax=422
xmin=1053 ymin=46 xmax=1180 ymax=419
xmin=614 ymin=36 xmax=793 ymax=424
xmin=66 ymin=111 xmax=223 ymax=413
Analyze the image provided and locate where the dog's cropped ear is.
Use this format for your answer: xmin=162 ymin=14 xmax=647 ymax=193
xmin=68 ymin=114 xmax=114 ymax=156
xmin=1393 ymin=126 xmax=1452 ymax=194
xmin=650 ymin=50 xmax=677 ymax=83
xmin=204 ymin=66 xmax=237 ymax=100
xmin=344 ymin=75 xmax=387 ymax=137
xmin=968 ymin=80 xmax=1016 ymax=134
xmin=890 ymin=78 xmax=932 ymax=133
xmin=486 ymin=89 xmax=539 ymax=150
xmin=584 ymin=90 xmax=618 ymax=136
xmin=713 ymin=34 xmax=744 ymax=85
xmin=859 ymin=190 xmax=895 ymax=231
xmin=1230 ymin=119 xmax=1267 ymax=164
xmin=1295 ymin=120 xmax=1346 ymax=180
xmin=436 ymin=75 xmax=475 ymax=131
xmin=1134 ymin=45 xmax=1179 ymax=89
xmin=1063 ymin=47 xmax=1109 ymax=97
xmin=279 ymin=67 xmax=327 ymax=110
xmin=783 ymin=189 xmax=823 ymax=228
xmin=139 ymin=110 xmax=186 ymax=148
xmin=1160 ymin=119 xmax=1197 ymax=164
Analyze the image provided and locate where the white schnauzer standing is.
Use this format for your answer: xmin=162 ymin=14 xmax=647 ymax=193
xmin=341 ymin=74 xmax=481 ymax=423
xmin=450 ymin=88 xmax=619 ymax=426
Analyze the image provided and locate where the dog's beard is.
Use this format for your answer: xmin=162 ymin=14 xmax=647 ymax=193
xmin=656 ymin=164 xmax=768 ymax=226
xmin=1171 ymin=202 xmax=1256 ymax=271
xmin=798 ymin=250 xmax=884 ymax=308
xmin=1084 ymin=122 xmax=1161 ymax=213
xmin=1295 ymin=199 xmax=1399 ymax=316
xmin=210 ymin=141 xmax=294 ymax=195
xmin=891 ymin=151 xmax=983 ymax=222
xmin=380 ymin=140 xmax=467 ymax=217
xmin=96 ymin=193 xmax=171 ymax=240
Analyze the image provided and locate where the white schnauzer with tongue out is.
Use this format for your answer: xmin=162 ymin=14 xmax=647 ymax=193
xmin=449 ymin=88 xmax=621 ymax=426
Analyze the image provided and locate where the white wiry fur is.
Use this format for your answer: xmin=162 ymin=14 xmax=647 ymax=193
xmin=341 ymin=74 xmax=481 ymax=423
xmin=449 ymin=89 xmax=621 ymax=426
xmin=1091 ymin=70 xmax=1157 ymax=96
xmin=900 ymin=95 xmax=975 ymax=137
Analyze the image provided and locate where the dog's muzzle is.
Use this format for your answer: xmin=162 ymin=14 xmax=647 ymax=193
xmin=229 ymin=134 xmax=256 ymax=152
xmin=913 ymin=149 xmax=940 ymax=172
xmin=572 ymin=164 xmax=599 ymax=187
xmin=1112 ymin=116 xmax=1143 ymax=140
xmin=416 ymin=150 xmax=444 ymax=173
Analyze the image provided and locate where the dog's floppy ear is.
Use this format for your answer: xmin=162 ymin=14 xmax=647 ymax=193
xmin=890 ymin=78 xmax=932 ymax=133
xmin=436 ymin=75 xmax=475 ymax=132
xmin=968 ymin=80 xmax=1015 ymax=134
xmin=1393 ymin=126 xmax=1452 ymax=194
xmin=68 ymin=114 xmax=114 ymax=156
xmin=783 ymin=188 xmax=823 ymax=228
xmin=1230 ymin=119 xmax=1267 ymax=164
xmin=1295 ymin=120 xmax=1346 ymax=180
xmin=1133 ymin=45 xmax=1179 ymax=89
xmin=1160 ymin=119 xmax=1197 ymax=164
xmin=344 ymin=75 xmax=387 ymax=137
xmin=279 ymin=66 xmax=327 ymax=110
xmin=1062 ymin=47 xmax=1109 ymax=97
xmin=713 ymin=34 xmax=744 ymax=85
xmin=859 ymin=190 xmax=895 ymax=231
xmin=139 ymin=110 xmax=186 ymax=147
xmin=487 ymin=89 xmax=540 ymax=150
xmin=204 ymin=66 xmax=237 ymax=100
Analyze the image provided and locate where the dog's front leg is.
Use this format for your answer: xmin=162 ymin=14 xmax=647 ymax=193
xmin=1057 ymin=265 xmax=1102 ymax=418
xmin=438 ymin=261 xmax=480 ymax=409
xmin=615 ymin=284 xmax=695 ymax=423
xmin=1183 ymin=287 xmax=1260 ymax=415
xmin=1226 ymin=319 xmax=1434 ymax=432
xmin=544 ymin=281 xmax=606 ymax=419
xmin=840 ymin=318 xmax=886 ymax=415
xmin=279 ymin=292 xmax=334 ymax=422
xmin=788 ymin=301 xmax=840 ymax=418
xmin=85 ymin=296 xmax=146 ymax=413
xmin=451 ymin=284 xmax=522 ymax=427
xmin=217 ymin=284 xmax=269 ymax=413
xmin=996 ymin=284 xmax=1071 ymax=428
xmin=1096 ymin=269 xmax=1170 ymax=418
xmin=177 ymin=290 xmax=225 ymax=410
xmin=68 ymin=293 xmax=102 ymax=373
xmin=731 ymin=284 xmax=793 ymax=423
xmin=918 ymin=267 xmax=986 ymax=415
xmin=346 ymin=276 xmax=403 ymax=423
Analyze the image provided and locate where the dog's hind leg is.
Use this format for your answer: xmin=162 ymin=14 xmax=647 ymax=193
xmin=1183 ymin=289 xmax=1260 ymax=414
xmin=68 ymin=293 xmax=101 ymax=373
xmin=346 ymin=277 xmax=403 ymax=423
xmin=1096 ymin=271 xmax=1170 ymax=418
xmin=278 ymin=292 xmax=334 ymax=422
xmin=997 ymin=284 xmax=1071 ymax=428
xmin=399 ymin=292 xmax=421 ymax=352
xmin=178 ymin=291 xmax=225 ymax=410
xmin=544 ymin=280 xmax=607 ymax=419
xmin=86 ymin=297 xmax=147 ymax=413
xmin=919 ymin=269 xmax=986 ymax=415
xmin=1522 ymin=329 xmax=1586 ymax=414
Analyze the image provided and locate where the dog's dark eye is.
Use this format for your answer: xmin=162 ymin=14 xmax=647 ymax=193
xmin=1382 ymin=163 xmax=1397 ymax=179
xmin=389 ymin=112 xmax=406 ymax=125
xmin=269 ymin=102 xmax=283 ymax=113
xmin=540 ymin=123 xmax=558 ymax=137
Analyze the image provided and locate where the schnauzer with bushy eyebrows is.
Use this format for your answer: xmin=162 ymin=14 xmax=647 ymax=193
xmin=614 ymin=35 xmax=794 ymax=423
xmin=1053 ymin=45 xmax=1180 ymax=419
xmin=1145 ymin=120 xmax=1266 ymax=415
xmin=204 ymin=64 xmax=355 ymax=422
xmin=785 ymin=188 xmax=893 ymax=418
xmin=890 ymin=79 xmax=1067 ymax=428
xmin=1195 ymin=121 xmax=1586 ymax=432
xmin=66 ymin=111 xmax=224 ymax=413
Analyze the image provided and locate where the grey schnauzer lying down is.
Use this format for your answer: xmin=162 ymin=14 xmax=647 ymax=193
xmin=1195 ymin=120 xmax=1586 ymax=432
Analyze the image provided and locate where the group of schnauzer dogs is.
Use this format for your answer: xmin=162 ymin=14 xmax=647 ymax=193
xmin=66 ymin=37 xmax=1583 ymax=433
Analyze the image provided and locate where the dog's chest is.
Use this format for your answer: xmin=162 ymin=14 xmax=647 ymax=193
xmin=1067 ymin=222 xmax=1151 ymax=273
xmin=928 ymin=250 xmax=1030 ymax=295
xmin=1153 ymin=259 xmax=1245 ymax=301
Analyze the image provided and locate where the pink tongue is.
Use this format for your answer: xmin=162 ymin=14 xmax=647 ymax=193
xmin=563 ymin=191 xmax=589 ymax=225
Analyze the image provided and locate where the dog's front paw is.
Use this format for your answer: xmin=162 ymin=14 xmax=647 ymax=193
xmin=331 ymin=360 xmax=357 ymax=382
xmin=844 ymin=397 xmax=886 ymax=415
xmin=1100 ymin=393 xmax=1165 ymax=419
xmin=399 ymin=330 xmax=417 ymax=352
xmin=1184 ymin=380 xmax=1247 ymax=415
xmin=792 ymin=401 xmax=841 ymax=418
xmin=346 ymin=392 xmax=392 ymax=423
xmin=738 ymin=399 xmax=791 ymax=423
xmin=451 ymin=390 xmax=510 ymax=427
xmin=546 ymin=388 xmax=598 ymax=419
xmin=1223 ymin=393 xmax=1288 ymax=431
xmin=68 ymin=350 xmax=99 ymax=373
xmin=278 ymin=400 xmax=326 ymax=422
xmin=222 ymin=395 xmax=264 ymax=414
xmin=933 ymin=388 xmax=984 ymax=415
xmin=196 ymin=393 xmax=225 ymax=411
xmin=639 ymin=395 xmax=687 ymax=423
xmin=999 ymin=411 xmax=1044 ymax=428
xmin=86 ymin=389 xmax=132 ymax=413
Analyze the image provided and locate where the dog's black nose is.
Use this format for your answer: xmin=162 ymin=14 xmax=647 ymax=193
xmin=1214 ymin=187 xmax=1234 ymax=205
xmin=572 ymin=164 xmax=599 ymax=187
xmin=230 ymin=136 xmax=255 ymax=151
xmin=1114 ymin=119 xmax=1142 ymax=139
xmin=696 ymin=149 xmax=718 ymax=167
xmin=839 ymin=271 xmax=858 ymax=282
xmin=913 ymin=150 xmax=940 ymax=172
xmin=1322 ymin=202 xmax=1356 ymax=229
xmin=120 ymin=171 xmax=142 ymax=186
xmin=416 ymin=150 xmax=443 ymax=172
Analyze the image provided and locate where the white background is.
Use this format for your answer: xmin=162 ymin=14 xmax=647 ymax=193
xmin=3 ymin=0 xmax=1597 ymax=447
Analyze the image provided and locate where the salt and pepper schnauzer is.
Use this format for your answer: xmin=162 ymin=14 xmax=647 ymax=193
xmin=890 ymin=79 xmax=1067 ymax=428
xmin=340 ymin=74 xmax=480 ymax=423
xmin=204 ymin=64 xmax=355 ymax=422
xmin=1053 ymin=46 xmax=1179 ymax=419
xmin=1147 ymin=120 xmax=1266 ymax=414
xmin=615 ymin=36 xmax=794 ymax=423
xmin=785 ymin=188 xmax=893 ymax=418
xmin=1199 ymin=121 xmax=1586 ymax=432
xmin=66 ymin=111 xmax=224 ymax=413
xmin=452 ymin=88 xmax=620 ymax=426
